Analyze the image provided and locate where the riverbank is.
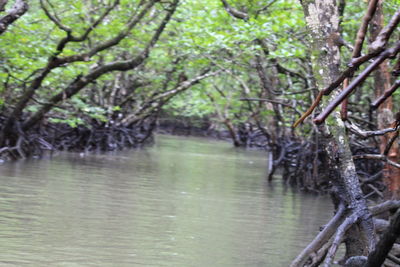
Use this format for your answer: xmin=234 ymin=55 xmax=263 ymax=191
xmin=0 ymin=118 xmax=155 ymax=162
xmin=0 ymin=117 xmax=385 ymax=198
xmin=157 ymin=118 xmax=385 ymax=197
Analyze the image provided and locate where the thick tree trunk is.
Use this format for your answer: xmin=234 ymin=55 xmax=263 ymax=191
xmin=299 ymin=0 xmax=375 ymax=263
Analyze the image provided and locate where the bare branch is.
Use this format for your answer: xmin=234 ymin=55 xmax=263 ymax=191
xmin=149 ymin=71 xmax=220 ymax=102
xmin=371 ymin=80 xmax=400 ymax=109
xmin=370 ymin=8 xmax=400 ymax=52
xmin=322 ymin=39 xmax=400 ymax=97
xmin=345 ymin=121 xmax=399 ymax=138
xmin=370 ymin=200 xmax=400 ymax=216
xmin=353 ymin=0 xmax=379 ymax=58
xmin=314 ymin=41 xmax=400 ymax=124
xmin=393 ymin=55 xmax=400 ymax=76
xmin=323 ymin=213 xmax=359 ymax=267
xmin=289 ymin=204 xmax=346 ymax=267
xmin=293 ymin=40 xmax=400 ymax=127
xmin=387 ymin=254 xmax=400 ymax=265
xmin=353 ymin=154 xmax=400 ymax=169
xmin=220 ymin=0 xmax=249 ymax=21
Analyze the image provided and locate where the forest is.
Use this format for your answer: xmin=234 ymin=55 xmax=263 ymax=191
xmin=1 ymin=0 xmax=400 ymax=266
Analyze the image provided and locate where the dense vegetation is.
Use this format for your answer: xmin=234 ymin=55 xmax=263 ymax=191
xmin=1 ymin=0 xmax=400 ymax=266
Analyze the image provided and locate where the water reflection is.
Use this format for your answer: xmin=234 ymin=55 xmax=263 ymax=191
xmin=0 ymin=135 xmax=332 ymax=266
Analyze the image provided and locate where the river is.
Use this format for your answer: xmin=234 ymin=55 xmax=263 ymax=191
xmin=0 ymin=135 xmax=333 ymax=266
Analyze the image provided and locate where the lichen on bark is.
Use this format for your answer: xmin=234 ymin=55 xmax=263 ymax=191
xmin=299 ymin=0 xmax=376 ymax=262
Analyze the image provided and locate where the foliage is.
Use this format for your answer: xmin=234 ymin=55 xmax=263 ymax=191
xmin=0 ymin=0 xmax=398 ymax=150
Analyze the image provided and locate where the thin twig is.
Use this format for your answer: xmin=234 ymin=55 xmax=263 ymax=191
xmin=292 ymin=90 xmax=323 ymax=128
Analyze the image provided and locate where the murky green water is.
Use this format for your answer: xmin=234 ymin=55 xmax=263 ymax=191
xmin=0 ymin=135 xmax=332 ymax=266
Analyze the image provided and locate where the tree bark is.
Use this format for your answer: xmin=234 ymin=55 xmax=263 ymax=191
xmin=0 ymin=0 xmax=28 ymax=35
xmin=370 ymin=0 xmax=400 ymax=199
xmin=297 ymin=0 xmax=375 ymax=264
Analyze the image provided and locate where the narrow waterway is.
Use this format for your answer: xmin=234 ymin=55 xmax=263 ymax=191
xmin=0 ymin=135 xmax=333 ymax=266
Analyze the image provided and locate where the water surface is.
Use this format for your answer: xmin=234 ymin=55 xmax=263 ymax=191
xmin=0 ymin=135 xmax=332 ymax=266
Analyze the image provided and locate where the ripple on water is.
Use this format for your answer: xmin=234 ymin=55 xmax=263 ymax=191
xmin=0 ymin=135 xmax=332 ymax=266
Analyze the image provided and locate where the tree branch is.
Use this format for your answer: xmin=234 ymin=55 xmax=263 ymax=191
xmin=353 ymin=0 xmax=379 ymax=58
xmin=323 ymin=213 xmax=359 ymax=267
xmin=2 ymin=0 xmax=158 ymax=137
xmin=365 ymin=209 xmax=400 ymax=267
xmin=240 ymin=98 xmax=302 ymax=116
xmin=370 ymin=200 xmax=400 ymax=216
xmin=314 ymin=41 xmax=400 ymax=125
xmin=0 ymin=0 xmax=8 ymax=12
xmin=21 ymin=0 xmax=179 ymax=130
xmin=40 ymin=0 xmax=72 ymax=33
xmin=120 ymin=69 xmax=220 ymax=127
xmin=290 ymin=204 xmax=346 ymax=267
xmin=371 ymin=80 xmax=400 ymax=109
xmin=369 ymin=8 xmax=400 ymax=52
xmin=0 ymin=0 xmax=28 ymax=35
xmin=220 ymin=0 xmax=249 ymax=21
xmin=345 ymin=121 xmax=399 ymax=139
xmin=353 ymin=154 xmax=400 ymax=169
xmin=54 ymin=0 xmax=156 ymax=65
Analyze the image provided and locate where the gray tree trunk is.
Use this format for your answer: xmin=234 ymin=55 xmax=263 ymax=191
xmin=300 ymin=0 xmax=375 ymax=263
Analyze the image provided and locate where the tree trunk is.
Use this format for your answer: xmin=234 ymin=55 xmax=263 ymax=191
xmin=0 ymin=0 xmax=28 ymax=35
xmin=370 ymin=0 xmax=400 ymax=199
xmin=300 ymin=0 xmax=375 ymax=262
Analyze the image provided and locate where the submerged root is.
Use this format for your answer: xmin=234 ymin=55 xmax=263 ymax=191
xmin=291 ymin=201 xmax=400 ymax=267
xmin=0 ymin=118 xmax=156 ymax=161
